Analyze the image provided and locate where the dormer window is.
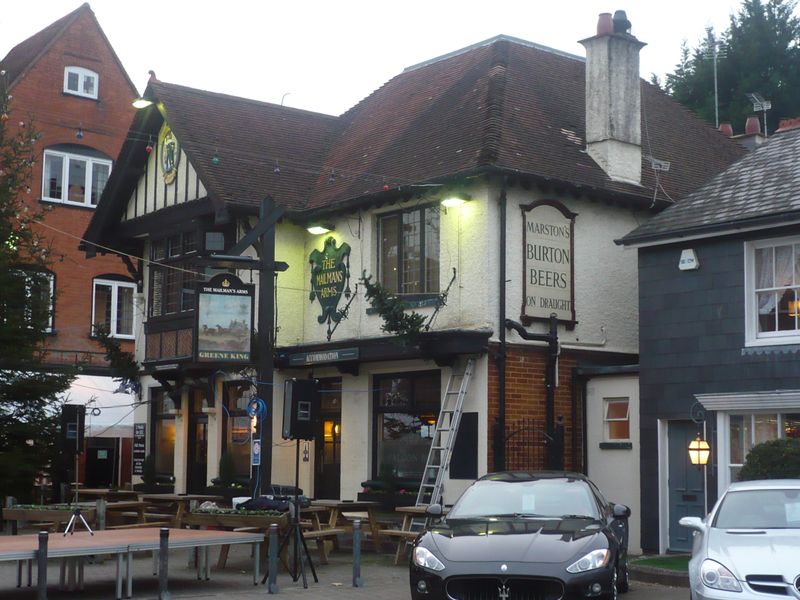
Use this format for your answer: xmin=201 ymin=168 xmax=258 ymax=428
xmin=64 ymin=66 xmax=98 ymax=99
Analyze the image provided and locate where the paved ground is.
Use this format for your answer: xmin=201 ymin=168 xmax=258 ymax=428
xmin=0 ymin=543 xmax=689 ymax=599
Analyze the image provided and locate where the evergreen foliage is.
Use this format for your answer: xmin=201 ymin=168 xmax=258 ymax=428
xmin=359 ymin=272 xmax=426 ymax=345
xmin=738 ymin=437 xmax=800 ymax=480
xmin=663 ymin=0 xmax=800 ymax=133
xmin=0 ymin=71 xmax=73 ymax=501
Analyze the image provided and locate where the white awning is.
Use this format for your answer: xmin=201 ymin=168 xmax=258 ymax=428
xmin=59 ymin=375 xmax=136 ymax=438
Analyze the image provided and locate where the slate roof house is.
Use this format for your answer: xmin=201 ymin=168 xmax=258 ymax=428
xmin=1 ymin=3 xmax=138 ymax=491
xmin=621 ymin=119 xmax=800 ymax=553
xmin=83 ymin=10 xmax=742 ymax=551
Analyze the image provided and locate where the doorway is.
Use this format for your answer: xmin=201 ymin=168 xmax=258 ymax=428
xmin=667 ymin=420 xmax=706 ymax=551
xmin=85 ymin=439 xmax=117 ymax=488
xmin=187 ymin=387 xmax=209 ymax=494
xmin=315 ymin=378 xmax=342 ymax=499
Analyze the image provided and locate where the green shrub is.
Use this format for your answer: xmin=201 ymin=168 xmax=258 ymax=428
xmin=738 ymin=438 xmax=800 ymax=481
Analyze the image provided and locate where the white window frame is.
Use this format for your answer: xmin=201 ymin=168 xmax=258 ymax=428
xmin=7 ymin=269 xmax=55 ymax=332
xmin=63 ymin=66 xmax=98 ymax=99
xmin=744 ymin=236 xmax=800 ymax=346
xmin=92 ymin=278 xmax=136 ymax=339
xmin=42 ymin=149 xmax=111 ymax=207
xmin=603 ymin=397 xmax=630 ymax=442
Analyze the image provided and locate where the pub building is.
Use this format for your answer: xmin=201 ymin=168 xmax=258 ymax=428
xmin=83 ymin=14 xmax=740 ymax=551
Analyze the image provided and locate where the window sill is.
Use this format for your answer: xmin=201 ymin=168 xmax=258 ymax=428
xmin=39 ymin=197 xmax=97 ymax=210
xmin=599 ymin=442 xmax=632 ymax=450
xmin=365 ymin=294 xmax=440 ymax=314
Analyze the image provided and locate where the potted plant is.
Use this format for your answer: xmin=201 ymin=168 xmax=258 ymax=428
xmin=207 ymin=452 xmax=248 ymax=503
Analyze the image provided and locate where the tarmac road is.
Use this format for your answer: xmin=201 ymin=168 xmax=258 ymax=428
xmin=0 ymin=544 xmax=689 ymax=599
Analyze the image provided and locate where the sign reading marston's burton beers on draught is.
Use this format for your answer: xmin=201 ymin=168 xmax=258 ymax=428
xmin=521 ymin=200 xmax=576 ymax=326
xmin=196 ymin=273 xmax=254 ymax=362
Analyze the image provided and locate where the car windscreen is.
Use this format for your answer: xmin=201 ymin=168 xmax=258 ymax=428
xmin=448 ymin=478 xmax=600 ymax=519
xmin=713 ymin=489 xmax=800 ymax=529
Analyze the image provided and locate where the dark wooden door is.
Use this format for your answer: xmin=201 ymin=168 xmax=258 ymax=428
xmin=187 ymin=389 xmax=209 ymax=494
xmin=315 ymin=379 xmax=342 ymax=499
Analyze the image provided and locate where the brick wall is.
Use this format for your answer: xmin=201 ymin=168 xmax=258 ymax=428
xmin=8 ymin=9 xmax=137 ymax=370
xmin=487 ymin=342 xmax=582 ymax=472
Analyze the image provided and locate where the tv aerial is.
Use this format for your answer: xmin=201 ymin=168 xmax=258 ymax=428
xmin=746 ymin=92 xmax=771 ymax=137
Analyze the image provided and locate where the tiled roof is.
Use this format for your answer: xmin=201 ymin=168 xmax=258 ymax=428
xmin=620 ymin=128 xmax=800 ymax=245
xmin=89 ymin=34 xmax=746 ymax=239
xmin=0 ymin=3 xmax=88 ymax=88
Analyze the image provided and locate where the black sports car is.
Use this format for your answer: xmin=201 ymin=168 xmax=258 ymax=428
xmin=410 ymin=471 xmax=631 ymax=600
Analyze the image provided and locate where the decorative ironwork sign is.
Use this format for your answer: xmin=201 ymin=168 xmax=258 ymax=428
xmin=521 ymin=200 xmax=577 ymax=327
xmin=309 ymin=237 xmax=352 ymax=337
xmin=196 ymin=273 xmax=254 ymax=362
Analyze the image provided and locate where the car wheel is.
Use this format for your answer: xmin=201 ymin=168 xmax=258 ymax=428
xmin=605 ymin=563 xmax=619 ymax=600
xmin=616 ymin=560 xmax=630 ymax=594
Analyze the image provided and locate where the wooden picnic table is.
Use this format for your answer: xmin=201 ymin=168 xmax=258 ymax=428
xmin=72 ymin=488 xmax=141 ymax=502
xmin=385 ymin=505 xmax=449 ymax=564
xmin=311 ymin=499 xmax=384 ymax=553
xmin=2 ymin=505 xmax=98 ymax=534
xmin=140 ymin=493 xmax=224 ymax=528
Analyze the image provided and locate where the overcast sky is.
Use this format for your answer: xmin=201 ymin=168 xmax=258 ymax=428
xmin=2 ymin=1 xmax=790 ymax=116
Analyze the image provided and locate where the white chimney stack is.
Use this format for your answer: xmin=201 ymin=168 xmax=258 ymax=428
xmin=579 ymin=10 xmax=646 ymax=185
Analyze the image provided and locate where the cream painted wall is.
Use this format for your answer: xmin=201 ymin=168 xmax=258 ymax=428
xmin=586 ymin=374 xmax=641 ymax=555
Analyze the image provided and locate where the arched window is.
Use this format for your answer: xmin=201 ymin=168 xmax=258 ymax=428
xmin=42 ymin=144 xmax=111 ymax=207
xmin=63 ymin=66 xmax=98 ymax=99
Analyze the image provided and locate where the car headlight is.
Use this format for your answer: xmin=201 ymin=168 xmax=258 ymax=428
xmin=566 ymin=548 xmax=611 ymax=573
xmin=700 ymin=559 xmax=742 ymax=592
xmin=413 ymin=546 xmax=446 ymax=571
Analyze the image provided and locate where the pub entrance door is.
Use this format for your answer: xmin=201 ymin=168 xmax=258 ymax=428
xmin=187 ymin=387 xmax=209 ymax=494
xmin=315 ymin=378 xmax=342 ymax=499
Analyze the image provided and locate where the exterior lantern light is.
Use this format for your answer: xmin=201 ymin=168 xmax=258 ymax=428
xmin=132 ymin=97 xmax=153 ymax=109
xmin=307 ymin=224 xmax=334 ymax=235
xmin=688 ymin=435 xmax=711 ymax=466
xmin=440 ymin=193 xmax=471 ymax=208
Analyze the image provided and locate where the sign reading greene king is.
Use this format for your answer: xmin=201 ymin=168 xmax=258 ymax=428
xmin=521 ymin=200 xmax=576 ymax=325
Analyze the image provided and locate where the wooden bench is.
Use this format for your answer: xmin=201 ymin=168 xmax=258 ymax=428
xmin=383 ymin=529 xmax=419 ymax=565
xmin=106 ymin=521 xmax=171 ymax=530
xmin=302 ymin=527 xmax=346 ymax=564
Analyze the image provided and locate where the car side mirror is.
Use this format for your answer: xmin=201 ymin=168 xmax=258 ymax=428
xmin=612 ymin=504 xmax=631 ymax=519
xmin=426 ymin=504 xmax=443 ymax=518
xmin=679 ymin=516 xmax=705 ymax=532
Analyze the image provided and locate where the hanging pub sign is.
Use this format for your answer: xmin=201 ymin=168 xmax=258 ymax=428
xmin=309 ymin=236 xmax=352 ymax=337
xmin=521 ymin=200 xmax=577 ymax=327
xmin=196 ymin=273 xmax=255 ymax=362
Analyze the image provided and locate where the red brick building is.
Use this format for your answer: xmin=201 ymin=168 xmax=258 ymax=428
xmin=1 ymin=3 xmax=138 ymax=488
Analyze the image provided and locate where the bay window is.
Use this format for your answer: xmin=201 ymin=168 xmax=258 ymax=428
xmin=728 ymin=412 xmax=800 ymax=482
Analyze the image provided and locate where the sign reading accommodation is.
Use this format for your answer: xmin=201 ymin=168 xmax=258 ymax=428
xmin=132 ymin=422 xmax=146 ymax=475
xmin=196 ymin=273 xmax=254 ymax=362
xmin=521 ymin=200 xmax=576 ymax=326
xmin=309 ymin=237 xmax=352 ymax=329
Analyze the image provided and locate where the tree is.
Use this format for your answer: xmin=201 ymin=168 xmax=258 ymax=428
xmin=0 ymin=70 xmax=73 ymax=502
xmin=663 ymin=0 xmax=800 ymax=133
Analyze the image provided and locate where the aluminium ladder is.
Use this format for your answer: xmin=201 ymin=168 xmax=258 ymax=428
xmin=415 ymin=356 xmax=476 ymax=510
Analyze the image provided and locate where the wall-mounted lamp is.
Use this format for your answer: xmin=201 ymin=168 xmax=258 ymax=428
xmin=688 ymin=435 xmax=711 ymax=466
xmin=790 ymin=299 xmax=800 ymax=317
xmin=440 ymin=193 xmax=471 ymax=208
xmin=132 ymin=97 xmax=153 ymax=109
xmin=307 ymin=224 xmax=334 ymax=235
xmin=75 ymin=127 xmax=84 ymax=140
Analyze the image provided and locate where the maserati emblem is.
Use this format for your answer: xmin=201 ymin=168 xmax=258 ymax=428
xmin=500 ymin=564 xmax=508 ymax=572
xmin=497 ymin=583 xmax=511 ymax=600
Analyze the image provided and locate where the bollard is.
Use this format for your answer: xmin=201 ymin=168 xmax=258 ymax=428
xmin=37 ymin=530 xmax=48 ymax=600
xmin=352 ymin=519 xmax=363 ymax=587
xmin=5 ymin=496 xmax=17 ymax=535
xmin=96 ymin=498 xmax=106 ymax=531
xmin=267 ymin=523 xmax=279 ymax=593
xmin=158 ymin=527 xmax=171 ymax=600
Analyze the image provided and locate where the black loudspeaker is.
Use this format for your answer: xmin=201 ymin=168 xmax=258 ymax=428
xmin=282 ymin=379 xmax=320 ymax=441
xmin=60 ymin=404 xmax=86 ymax=454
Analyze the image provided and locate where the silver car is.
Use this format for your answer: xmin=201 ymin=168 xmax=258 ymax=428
xmin=680 ymin=479 xmax=800 ymax=600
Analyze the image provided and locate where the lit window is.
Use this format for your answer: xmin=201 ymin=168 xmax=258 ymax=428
xmin=604 ymin=398 xmax=630 ymax=441
xmin=379 ymin=206 xmax=439 ymax=295
xmin=92 ymin=278 xmax=136 ymax=338
xmin=745 ymin=237 xmax=800 ymax=345
xmin=42 ymin=147 xmax=111 ymax=207
xmin=63 ymin=66 xmax=98 ymax=99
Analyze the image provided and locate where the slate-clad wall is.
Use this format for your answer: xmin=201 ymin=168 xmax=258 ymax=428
xmin=638 ymin=230 xmax=800 ymax=551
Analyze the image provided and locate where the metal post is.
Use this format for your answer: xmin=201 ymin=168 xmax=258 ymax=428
xmin=5 ymin=496 xmax=17 ymax=535
xmin=267 ymin=523 xmax=279 ymax=593
xmin=158 ymin=527 xmax=170 ymax=600
xmin=36 ymin=531 xmax=48 ymax=600
xmin=352 ymin=519 xmax=363 ymax=587
xmin=496 ymin=185 xmax=508 ymax=472
xmin=96 ymin=498 xmax=106 ymax=530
